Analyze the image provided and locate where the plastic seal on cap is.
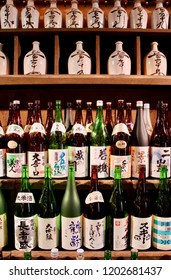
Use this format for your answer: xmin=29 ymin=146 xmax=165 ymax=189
xmin=96 ymin=100 xmax=103 ymax=106
xmin=144 ymin=103 xmax=150 ymax=109
xmin=136 ymin=100 xmax=143 ymax=107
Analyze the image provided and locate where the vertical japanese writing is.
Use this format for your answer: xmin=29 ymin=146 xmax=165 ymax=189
xmin=53 ymin=151 xmax=66 ymax=175
xmin=111 ymin=8 xmax=127 ymax=28
xmin=45 ymin=224 xmax=54 ymax=240
xmin=89 ymin=10 xmax=103 ymax=28
xmin=134 ymin=222 xmax=151 ymax=244
xmin=67 ymin=10 xmax=81 ymax=27
xmin=45 ymin=10 xmax=61 ymax=28
xmin=23 ymin=7 xmax=34 ymax=28
xmin=3 ymin=5 xmax=12 ymax=28
xmin=15 ymin=218 xmax=35 ymax=250
xmin=156 ymin=8 xmax=166 ymax=29
xmin=31 ymin=152 xmax=41 ymax=175
xmin=136 ymin=7 xmax=143 ymax=28
xmin=68 ymin=220 xmax=81 ymax=247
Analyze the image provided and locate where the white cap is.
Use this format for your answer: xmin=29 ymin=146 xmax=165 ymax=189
xmin=96 ymin=100 xmax=103 ymax=106
xmin=51 ymin=248 xmax=59 ymax=258
xmin=77 ymin=248 xmax=84 ymax=254
xmin=144 ymin=103 xmax=150 ymax=109
xmin=13 ymin=100 xmax=20 ymax=104
xmin=136 ymin=101 xmax=143 ymax=107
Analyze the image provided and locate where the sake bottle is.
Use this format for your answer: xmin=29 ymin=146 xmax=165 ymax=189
xmin=14 ymin=164 xmax=37 ymax=250
xmin=85 ymin=101 xmax=93 ymax=146
xmin=87 ymin=0 xmax=104 ymax=28
xmin=90 ymin=100 xmax=110 ymax=178
xmin=0 ymin=0 xmax=18 ymax=29
xmin=115 ymin=99 xmax=125 ymax=124
xmin=45 ymin=101 xmax=54 ymax=147
xmin=152 ymin=165 xmax=171 ymax=250
xmin=66 ymin=0 xmax=83 ymax=28
xmin=65 ymin=102 xmax=74 ymax=133
xmin=130 ymin=0 xmax=148 ymax=29
xmin=130 ymin=165 xmax=152 ymax=250
xmin=125 ymin=102 xmax=134 ymax=134
xmin=108 ymin=0 xmax=128 ymax=28
xmin=44 ymin=0 xmax=62 ymax=28
xmin=38 ymin=164 xmax=60 ymax=249
xmin=0 ymin=120 xmax=6 ymax=178
xmin=61 ymin=163 xmax=82 ymax=250
xmin=48 ymin=100 xmax=68 ymax=178
xmin=143 ymin=103 xmax=153 ymax=141
xmin=0 ymin=189 xmax=8 ymax=248
xmin=151 ymin=0 xmax=169 ymax=29
xmin=21 ymin=0 xmax=40 ymax=28
xmin=83 ymin=165 xmax=106 ymax=250
xmin=105 ymin=101 xmax=114 ymax=139
xmin=23 ymin=102 xmax=34 ymax=155
xmin=109 ymin=165 xmax=129 ymax=250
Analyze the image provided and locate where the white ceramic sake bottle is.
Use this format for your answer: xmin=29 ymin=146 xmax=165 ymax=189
xmin=44 ymin=0 xmax=62 ymax=28
xmin=108 ymin=0 xmax=128 ymax=28
xmin=0 ymin=0 xmax=18 ymax=29
xmin=143 ymin=42 xmax=167 ymax=76
xmin=66 ymin=0 xmax=83 ymax=28
xmin=108 ymin=41 xmax=131 ymax=75
xmin=151 ymin=0 xmax=169 ymax=29
xmin=68 ymin=41 xmax=91 ymax=74
xmin=130 ymin=0 xmax=148 ymax=29
xmin=87 ymin=0 xmax=104 ymax=28
xmin=23 ymin=41 xmax=47 ymax=75
xmin=0 ymin=43 xmax=10 ymax=75
xmin=21 ymin=0 xmax=40 ymax=28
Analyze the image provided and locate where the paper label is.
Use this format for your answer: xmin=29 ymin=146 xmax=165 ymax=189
xmin=6 ymin=153 xmax=26 ymax=178
xmin=68 ymin=146 xmax=88 ymax=177
xmin=110 ymin=154 xmax=131 ymax=178
xmin=113 ymin=216 xmax=129 ymax=250
xmin=28 ymin=151 xmax=47 ymax=178
xmin=51 ymin=122 xmax=66 ymax=133
xmin=29 ymin=123 xmax=46 ymax=135
xmin=83 ymin=217 xmax=105 ymax=249
xmin=112 ymin=123 xmax=130 ymax=136
xmin=85 ymin=191 xmax=104 ymax=204
xmin=90 ymin=146 xmax=110 ymax=178
xmin=0 ymin=149 xmax=5 ymax=177
xmin=150 ymin=146 xmax=171 ymax=178
xmin=61 ymin=216 xmax=82 ymax=250
xmin=48 ymin=149 xmax=68 ymax=178
xmin=6 ymin=124 xmax=24 ymax=137
xmin=15 ymin=192 xmax=35 ymax=203
xmin=131 ymin=146 xmax=149 ymax=177
xmin=72 ymin=124 xmax=87 ymax=135
xmin=152 ymin=215 xmax=171 ymax=250
xmin=0 ymin=213 xmax=8 ymax=248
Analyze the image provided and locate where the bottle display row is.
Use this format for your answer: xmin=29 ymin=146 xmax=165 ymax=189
xmin=0 ymin=39 xmax=168 ymax=75
xmin=0 ymin=98 xmax=170 ymax=180
xmin=0 ymin=0 xmax=170 ymax=30
xmin=0 ymin=162 xmax=171 ymax=252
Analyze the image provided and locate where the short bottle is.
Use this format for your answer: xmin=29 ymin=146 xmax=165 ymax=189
xmin=130 ymin=248 xmax=138 ymax=260
xmin=0 ymin=0 xmax=18 ymax=29
xmin=24 ymin=249 xmax=32 ymax=260
xmin=0 ymin=189 xmax=8 ymax=248
xmin=76 ymin=248 xmax=84 ymax=260
xmin=104 ymin=250 xmax=112 ymax=260
xmin=143 ymin=103 xmax=153 ymax=141
xmin=151 ymin=0 xmax=169 ymax=29
xmin=87 ymin=0 xmax=104 ymax=28
xmin=108 ymin=0 xmax=128 ymax=28
xmin=44 ymin=0 xmax=62 ymax=28
xmin=66 ymin=0 xmax=83 ymax=28
xmin=51 ymin=248 xmax=59 ymax=260
xmin=130 ymin=0 xmax=148 ymax=29
xmin=0 ymin=43 xmax=10 ymax=75
xmin=21 ymin=0 xmax=40 ymax=28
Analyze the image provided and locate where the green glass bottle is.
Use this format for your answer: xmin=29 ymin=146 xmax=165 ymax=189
xmin=48 ymin=100 xmax=68 ymax=178
xmin=61 ymin=163 xmax=82 ymax=250
xmin=24 ymin=249 xmax=32 ymax=260
xmin=14 ymin=164 xmax=37 ymax=250
xmin=104 ymin=250 xmax=112 ymax=260
xmin=130 ymin=248 xmax=138 ymax=260
xmin=38 ymin=164 xmax=60 ymax=250
xmin=152 ymin=165 xmax=171 ymax=250
xmin=90 ymin=100 xmax=110 ymax=178
xmin=0 ymin=189 xmax=8 ymax=248
xmin=108 ymin=165 xmax=128 ymax=250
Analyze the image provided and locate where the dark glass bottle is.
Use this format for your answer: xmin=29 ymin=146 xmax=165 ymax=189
xmin=83 ymin=165 xmax=106 ymax=250
xmin=61 ymin=163 xmax=82 ymax=250
xmin=48 ymin=100 xmax=68 ymax=178
xmin=0 ymin=120 xmax=6 ymax=177
xmin=105 ymin=101 xmax=113 ymax=139
xmin=130 ymin=165 xmax=152 ymax=250
xmin=23 ymin=102 xmax=34 ymax=154
xmin=65 ymin=102 xmax=73 ymax=132
xmin=24 ymin=249 xmax=32 ymax=260
xmin=5 ymin=100 xmax=26 ymax=178
xmin=38 ymin=164 xmax=60 ymax=250
xmin=28 ymin=100 xmax=47 ymax=178
xmin=108 ymin=165 xmax=128 ymax=250
xmin=67 ymin=100 xmax=88 ymax=178
xmin=7 ymin=101 xmax=14 ymax=127
xmin=0 ymin=188 xmax=8 ymax=248
xmin=150 ymin=100 xmax=170 ymax=178
xmin=152 ymin=165 xmax=171 ymax=250
xmin=90 ymin=100 xmax=110 ymax=178
xmin=125 ymin=102 xmax=134 ymax=134
xmin=143 ymin=103 xmax=153 ymax=141
xmin=85 ymin=101 xmax=93 ymax=146
xmin=130 ymin=248 xmax=138 ymax=260
xmin=45 ymin=101 xmax=54 ymax=147
xmin=14 ymin=164 xmax=37 ymax=250
xmin=130 ymin=100 xmax=149 ymax=178
xmin=115 ymin=99 xmax=125 ymax=124
xmin=163 ymin=103 xmax=169 ymax=133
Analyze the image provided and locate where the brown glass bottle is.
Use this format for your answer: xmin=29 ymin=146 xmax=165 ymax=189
xmin=130 ymin=165 xmax=152 ymax=250
xmin=45 ymin=101 xmax=54 ymax=147
xmin=5 ymin=100 xmax=26 ymax=178
xmin=7 ymin=101 xmax=14 ymax=127
xmin=150 ymin=100 xmax=170 ymax=178
xmin=23 ymin=102 xmax=34 ymax=153
xmin=85 ymin=101 xmax=93 ymax=145
xmin=105 ymin=101 xmax=114 ymax=139
xmin=125 ymin=102 xmax=134 ymax=134
xmin=67 ymin=100 xmax=88 ymax=178
xmin=83 ymin=165 xmax=106 ymax=250
xmin=115 ymin=99 xmax=125 ymax=124
xmin=28 ymin=100 xmax=47 ymax=178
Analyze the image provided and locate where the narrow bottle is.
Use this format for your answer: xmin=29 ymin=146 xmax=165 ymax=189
xmin=61 ymin=163 xmax=82 ymax=250
xmin=125 ymin=102 xmax=134 ymax=134
xmin=163 ymin=103 xmax=170 ymax=134
xmin=143 ymin=103 xmax=153 ymax=141
xmin=45 ymin=101 xmax=54 ymax=147
xmin=87 ymin=0 xmax=104 ymax=28
xmin=28 ymin=100 xmax=47 ymax=178
xmin=130 ymin=101 xmax=149 ymax=178
xmin=21 ymin=0 xmax=40 ymax=28
xmin=67 ymin=100 xmax=88 ymax=178
xmin=152 ymin=165 xmax=171 ymax=250
xmin=83 ymin=165 xmax=106 ymax=250
xmin=104 ymin=250 xmax=112 ymax=260
xmin=23 ymin=102 xmax=34 ymax=154
xmin=51 ymin=248 xmax=59 ymax=260
xmin=85 ymin=101 xmax=93 ymax=146
xmin=65 ymin=102 xmax=74 ymax=133
xmin=14 ymin=164 xmax=37 ymax=250
xmin=130 ymin=248 xmax=138 ymax=260
xmin=7 ymin=101 xmax=14 ymax=127
xmin=150 ymin=100 xmax=170 ymax=178
xmin=115 ymin=99 xmax=125 ymax=124
xmin=0 ymin=189 xmax=8 ymax=248
xmin=24 ymin=249 xmax=32 ymax=260
xmin=48 ymin=100 xmax=68 ymax=178
xmin=66 ymin=0 xmax=83 ymax=28
xmin=105 ymin=101 xmax=113 ymax=139
xmin=109 ymin=165 xmax=128 ymax=250
xmin=38 ymin=164 xmax=60 ymax=250
xmin=0 ymin=0 xmax=18 ymax=29
xmin=130 ymin=165 xmax=152 ymax=250
xmin=0 ymin=120 xmax=6 ymax=178
xmin=6 ymin=100 xmax=26 ymax=178
xmin=90 ymin=100 xmax=110 ymax=178
xmin=76 ymin=248 xmax=84 ymax=260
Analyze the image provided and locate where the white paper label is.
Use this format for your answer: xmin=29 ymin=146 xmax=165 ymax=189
xmin=51 ymin=122 xmax=66 ymax=133
xmin=68 ymin=146 xmax=88 ymax=177
xmin=6 ymin=124 xmax=24 ymax=136
xmin=0 ymin=149 xmax=5 ymax=177
xmin=113 ymin=216 xmax=129 ymax=250
xmin=152 ymin=215 xmax=171 ymax=250
xmin=110 ymin=154 xmax=131 ymax=178
xmin=61 ymin=216 xmax=82 ymax=250
xmin=6 ymin=153 xmax=26 ymax=178
xmin=29 ymin=123 xmax=46 ymax=135
xmin=72 ymin=124 xmax=87 ymax=135
xmin=14 ymin=215 xmax=37 ymax=250
xmin=48 ymin=149 xmax=68 ymax=178
xmin=15 ymin=192 xmax=35 ymax=203
xmin=131 ymin=146 xmax=149 ymax=177
xmin=28 ymin=151 xmax=47 ymax=178
xmin=150 ymin=146 xmax=171 ymax=178
xmin=38 ymin=215 xmax=60 ymax=249
xmin=90 ymin=146 xmax=110 ymax=178
xmin=85 ymin=191 xmax=104 ymax=204
xmin=0 ymin=126 xmax=4 ymax=136
xmin=130 ymin=215 xmax=152 ymax=250
xmin=112 ymin=123 xmax=130 ymax=136
xmin=83 ymin=217 xmax=105 ymax=249
xmin=0 ymin=213 xmax=8 ymax=248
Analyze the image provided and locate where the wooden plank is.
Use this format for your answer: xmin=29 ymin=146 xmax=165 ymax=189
xmin=13 ymin=36 xmax=21 ymax=75
xmin=135 ymin=36 xmax=141 ymax=75
xmin=54 ymin=35 xmax=60 ymax=75
xmin=96 ymin=35 xmax=100 ymax=75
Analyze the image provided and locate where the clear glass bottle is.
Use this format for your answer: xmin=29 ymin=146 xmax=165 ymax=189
xmin=130 ymin=0 xmax=148 ymax=29
xmin=66 ymin=0 xmax=83 ymax=28
xmin=38 ymin=164 xmax=60 ymax=250
xmin=21 ymin=0 xmax=40 ymax=28
xmin=0 ymin=189 xmax=8 ymax=248
xmin=151 ymin=0 xmax=169 ymax=29
xmin=143 ymin=103 xmax=153 ymax=141
xmin=61 ymin=163 xmax=82 ymax=250
xmin=108 ymin=0 xmax=128 ymax=28
xmin=0 ymin=0 xmax=18 ymax=29
xmin=44 ymin=0 xmax=62 ymax=28
xmin=14 ymin=164 xmax=37 ymax=250
xmin=87 ymin=0 xmax=104 ymax=28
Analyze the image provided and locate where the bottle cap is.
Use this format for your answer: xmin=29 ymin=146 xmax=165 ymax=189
xmin=136 ymin=100 xmax=143 ymax=107
xmin=144 ymin=103 xmax=150 ymax=109
xmin=77 ymin=248 xmax=84 ymax=254
xmin=96 ymin=100 xmax=103 ymax=106
xmin=51 ymin=248 xmax=59 ymax=258
xmin=13 ymin=100 xmax=20 ymax=105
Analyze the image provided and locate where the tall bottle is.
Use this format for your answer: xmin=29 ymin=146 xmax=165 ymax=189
xmin=21 ymin=0 xmax=40 ymax=28
xmin=87 ymin=0 xmax=104 ymax=28
xmin=0 ymin=120 xmax=6 ymax=178
xmin=143 ymin=103 xmax=153 ymax=141
xmin=38 ymin=164 xmax=60 ymax=249
xmin=67 ymin=100 xmax=88 ymax=178
xmin=28 ymin=100 xmax=47 ymax=178
xmin=7 ymin=101 xmax=14 ymax=127
xmin=152 ymin=165 xmax=171 ymax=250
xmin=45 ymin=101 xmax=54 ymax=147
xmin=130 ymin=101 xmax=149 ymax=178
xmin=23 ymin=102 xmax=34 ymax=154
xmin=105 ymin=101 xmax=114 ymax=140
xmin=125 ymin=102 xmax=134 ymax=135
xmin=48 ymin=100 xmax=68 ymax=178
xmin=0 ymin=0 xmax=18 ymax=29
xmin=150 ymin=100 xmax=170 ymax=178
xmin=14 ymin=164 xmax=37 ymax=250
xmin=108 ymin=165 xmax=128 ymax=250
xmin=90 ymin=100 xmax=110 ymax=178
xmin=163 ymin=103 xmax=170 ymax=134
xmin=0 ymin=189 xmax=8 ymax=248
xmin=130 ymin=165 xmax=152 ymax=250
xmin=83 ymin=165 xmax=106 ymax=250
xmin=85 ymin=101 xmax=93 ymax=146
xmin=5 ymin=100 xmax=26 ymax=178
xmin=115 ymin=99 xmax=125 ymax=124
xmin=66 ymin=0 xmax=83 ymax=28
xmin=65 ymin=102 xmax=74 ymax=133
xmin=61 ymin=163 xmax=82 ymax=250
